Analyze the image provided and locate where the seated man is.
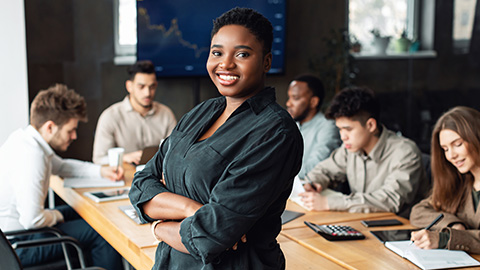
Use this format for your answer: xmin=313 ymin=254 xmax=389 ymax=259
xmin=300 ymin=86 xmax=428 ymax=218
xmin=93 ymin=60 xmax=177 ymax=165
xmin=286 ymin=74 xmax=340 ymax=179
xmin=0 ymin=84 xmax=123 ymax=269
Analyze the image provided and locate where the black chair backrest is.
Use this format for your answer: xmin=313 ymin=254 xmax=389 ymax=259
xmin=422 ymin=153 xmax=432 ymax=187
xmin=0 ymin=229 xmax=23 ymax=270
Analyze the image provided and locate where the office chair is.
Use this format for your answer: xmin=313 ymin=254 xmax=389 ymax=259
xmin=1 ymin=228 xmax=105 ymax=270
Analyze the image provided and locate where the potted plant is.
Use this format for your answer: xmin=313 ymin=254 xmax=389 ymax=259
xmin=393 ymin=29 xmax=411 ymax=52
xmin=370 ymin=29 xmax=390 ymax=55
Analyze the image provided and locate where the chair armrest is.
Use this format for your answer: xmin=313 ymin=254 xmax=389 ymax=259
xmin=12 ymin=236 xmax=89 ymax=269
xmin=5 ymin=227 xmax=63 ymax=238
xmin=12 ymin=235 xmax=79 ymax=249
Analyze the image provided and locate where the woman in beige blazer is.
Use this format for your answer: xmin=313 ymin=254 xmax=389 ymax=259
xmin=410 ymin=106 xmax=480 ymax=254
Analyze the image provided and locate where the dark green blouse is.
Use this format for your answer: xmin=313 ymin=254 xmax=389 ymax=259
xmin=129 ymin=88 xmax=303 ymax=269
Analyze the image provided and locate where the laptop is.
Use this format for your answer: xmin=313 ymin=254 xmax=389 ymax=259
xmin=138 ymin=145 xmax=159 ymax=165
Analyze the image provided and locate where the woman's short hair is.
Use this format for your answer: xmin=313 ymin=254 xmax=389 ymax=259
xmin=30 ymin=84 xmax=87 ymax=129
xmin=211 ymin=7 xmax=273 ymax=56
xmin=430 ymin=106 xmax=480 ymax=212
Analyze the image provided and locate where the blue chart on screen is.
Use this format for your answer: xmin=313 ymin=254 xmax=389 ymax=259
xmin=137 ymin=0 xmax=286 ymax=77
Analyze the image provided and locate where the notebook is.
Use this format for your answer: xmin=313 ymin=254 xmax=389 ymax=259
xmin=385 ymin=240 xmax=480 ymax=270
xmin=63 ymin=177 xmax=125 ymax=188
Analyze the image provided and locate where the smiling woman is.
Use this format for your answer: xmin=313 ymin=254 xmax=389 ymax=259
xmin=410 ymin=106 xmax=480 ymax=253
xmin=129 ymin=7 xmax=303 ymax=270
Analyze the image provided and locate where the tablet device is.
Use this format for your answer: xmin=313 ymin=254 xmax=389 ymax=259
xmin=84 ymin=187 xmax=130 ymax=203
xmin=369 ymin=229 xmax=414 ymax=243
xmin=138 ymin=145 xmax=159 ymax=165
xmin=281 ymin=210 xmax=305 ymax=224
xmin=361 ymin=219 xmax=403 ymax=227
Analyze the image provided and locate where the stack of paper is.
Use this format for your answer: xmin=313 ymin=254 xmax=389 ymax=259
xmin=289 ymin=176 xmax=309 ymax=210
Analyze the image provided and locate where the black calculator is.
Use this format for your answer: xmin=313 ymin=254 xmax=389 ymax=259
xmin=304 ymin=221 xmax=365 ymax=241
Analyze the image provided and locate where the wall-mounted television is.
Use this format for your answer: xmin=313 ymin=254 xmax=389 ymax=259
xmin=136 ymin=0 xmax=286 ymax=77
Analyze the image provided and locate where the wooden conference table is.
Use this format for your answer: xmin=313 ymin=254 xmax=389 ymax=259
xmin=49 ymin=164 xmax=343 ymax=270
xmin=282 ymin=202 xmax=480 ymax=270
xmin=50 ymin=165 xmax=480 ymax=269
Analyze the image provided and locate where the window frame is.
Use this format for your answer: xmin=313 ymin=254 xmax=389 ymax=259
xmin=114 ymin=0 xmax=136 ymax=65
xmin=347 ymin=0 xmax=437 ymax=59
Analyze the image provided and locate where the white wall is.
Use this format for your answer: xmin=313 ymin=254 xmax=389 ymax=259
xmin=0 ymin=1 xmax=29 ymax=144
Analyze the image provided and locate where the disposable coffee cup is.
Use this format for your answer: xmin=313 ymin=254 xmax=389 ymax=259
xmin=108 ymin=147 xmax=124 ymax=167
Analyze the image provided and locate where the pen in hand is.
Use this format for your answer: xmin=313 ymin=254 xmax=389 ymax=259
xmin=304 ymin=174 xmax=319 ymax=192
xmin=424 ymin=213 xmax=444 ymax=231
xmin=410 ymin=213 xmax=444 ymax=246
xmin=115 ymin=154 xmax=121 ymax=176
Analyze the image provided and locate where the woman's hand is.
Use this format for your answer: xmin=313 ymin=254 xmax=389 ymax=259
xmin=451 ymin=223 xmax=466 ymax=230
xmin=411 ymin=229 xmax=439 ymax=249
xmin=160 ymin=172 xmax=166 ymax=186
xmin=229 ymin=234 xmax=247 ymax=251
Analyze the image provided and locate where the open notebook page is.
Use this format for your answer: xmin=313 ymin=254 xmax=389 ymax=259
xmin=386 ymin=240 xmax=480 ymax=270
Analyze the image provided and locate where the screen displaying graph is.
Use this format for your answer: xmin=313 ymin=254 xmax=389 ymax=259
xmin=137 ymin=0 xmax=286 ymax=77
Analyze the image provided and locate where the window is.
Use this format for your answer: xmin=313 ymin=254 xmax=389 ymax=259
xmin=349 ymin=0 xmax=418 ymax=54
xmin=114 ymin=0 xmax=137 ymax=64
xmin=453 ymin=0 xmax=477 ymax=53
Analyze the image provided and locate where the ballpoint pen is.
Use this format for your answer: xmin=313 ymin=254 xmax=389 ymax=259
xmin=115 ymin=153 xmax=121 ymax=175
xmin=410 ymin=213 xmax=444 ymax=246
xmin=304 ymin=174 xmax=318 ymax=192
xmin=424 ymin=213 xmax=444 ymax=231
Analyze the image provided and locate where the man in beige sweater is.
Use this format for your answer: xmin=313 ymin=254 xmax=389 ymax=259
xmin=93 ymin=60 xmax=177 ymax=165
xmin=300 ymin=86 xmax=428 ymax=218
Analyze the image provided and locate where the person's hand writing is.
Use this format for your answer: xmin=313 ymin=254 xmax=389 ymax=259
xmin=303 ymin=182 xmax=322 ymax=192
xmin=123 ymin=150 xmax=143 ymax=165
xmin=100 ymin=166 xmax=124 ymax=181
xmin=299 ymin=191 xmax=329 ymax=211
xmin=411 ymin=229 xmax=439 ymax=249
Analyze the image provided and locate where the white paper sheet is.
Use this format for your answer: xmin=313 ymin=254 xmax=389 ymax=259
xmin=63 ymin=177 xmax=125 ymax=188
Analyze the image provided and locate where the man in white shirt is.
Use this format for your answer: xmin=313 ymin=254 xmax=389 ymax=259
xmin=92 ymin=60 xmax=177 ymax=165
xmin=0 ymin=84 xmax=123 ymax=269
